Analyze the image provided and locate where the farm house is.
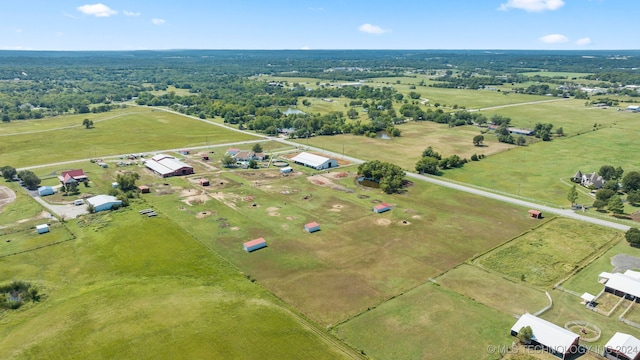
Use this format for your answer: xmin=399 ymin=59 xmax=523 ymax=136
xmin=58 ymin=169 xmax=87 ymax=185
xmin=144 ymin=154 xmax=194 ymax=178
xmin=528 ymin=210 xmax=542 ymax=219
xmin=510 ymin=313 xmax=580 ymax=360
xmin=86 ymin=195 xmax=122 ymax=212
xmin=37 ymin=186 xmax=54 ymax=196
xmin=291 ymin=152 xmax=338 ymax=170
xmin=604 ymin=332 xmax=640 ymax=360
xmin=373 ymin=203 xmax=391 ymax=213
xmin=36 ymin=224 xmax=49 ymax=234
xmin=304 ymin=222 xmax=320 ymax=233
xmin=243 ymin=238 xmax=267 ymax=252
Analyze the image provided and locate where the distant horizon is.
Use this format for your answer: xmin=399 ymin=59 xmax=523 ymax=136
xmin=1 ymin=48 xmax=639 ymax=53
xmin=2 ymin=1 xmax=638 ymax=51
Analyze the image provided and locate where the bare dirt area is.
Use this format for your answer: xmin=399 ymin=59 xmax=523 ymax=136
xmin=376 ymin=218 xmax=392 ymax=226
xmin=209 ymin=191 xmax=240 ymax=210
xmin=266 ymin=207 xmax=280 ymax=216
xmin=195 ymin=210 xmax=215 ymax=219
xmin=0 ymin=186 xmax=17 ymax=213
xmin=306 ymin=174 xmax=351 ymax=192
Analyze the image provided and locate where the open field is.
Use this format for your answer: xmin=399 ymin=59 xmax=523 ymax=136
xmin=437 ymin=264 xmax=549 ymax=316
xmin=0 ymin=183 xmax=46 ymax=227
xmin=334 ymin=283 xmax=514 ymax=360
xmin=298 ymin=120 xmax=514 ymax=171
xmin=0 ymin=223 xmax=73 ymax=257
xmin=0 ymin=207 xmax=355 ymax=359
xmin=623 ymin=303 xmax=640 ymax=324
xmin=140 ymin=165 xmax=537 ymax=326
xmin=0 ymin=107 xmax=258 ymax=168
xmin=519 ymin=71 xmax=593 ymax=78
xmin=477 ymin=218 xmax=621 ymax=287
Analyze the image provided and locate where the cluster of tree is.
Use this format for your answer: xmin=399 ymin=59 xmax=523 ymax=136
xmin=82 ymin=119 xmax=94 ymax=129
xmin=17 ymin=170 xmax=41 ymax=190
xmin=627 ymin=228 xmax=640 ymax=247
xmin=106 ymin=172 xmax=140 ymax=207
xmin=587 ymin=166 xmax=640 ymax=213
xmin=533 ymin=123 xmax=555 ymax=141
xmin=585 ymin=72 xmax=640 ymax=86
xmin=1 ymin=165 xmax=17 ymax=181
xmin=415 ymin=146 xmax=468 ymax=175
xmin=357 ymin=160 xmax=406 ymax=194
xmin=0 ymin=280 xmax=40 ymax=310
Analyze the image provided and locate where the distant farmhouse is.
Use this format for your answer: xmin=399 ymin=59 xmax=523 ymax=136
xmin=572 ymin=170 xmax=605 ymax=189
xmin=233 ymin=151 xmax=266 ymax=162
xmin=487 ymin=125 xmax=534 ymax=136
xmin=144 ymin=154 xmax=193 ymax=178
xmin=291 ymin=152 xmax=338 ymax=170
xmin=58 ymin=169 xmax=88 ymax=185
xmin=626 ymin=105 xmax=640 ymax=113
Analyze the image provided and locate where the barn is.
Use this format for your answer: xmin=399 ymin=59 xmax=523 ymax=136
xmin=36 ymin=224 xmax=49 ymax=234
xmin=138 ymin=185 xmax=150 ymax=193
xmin=86 ymin=195 xmax=122 ymax=212
xmin=510 ymin=313 xmax=580 ymax=359
xmin=604 ymin=332 xmax=640 ymax=360
xmin=144 ymin=154 xmax=194 ymax=178
xmin=528 ymin=209 xmax=542 ymax=219
xmin=243 ymin=238 xmax=267 ymax=252
xmin=38 ymin=186 xmax=54 ymax=196
xmin=304 ymin=222 xmax=320 ymax=233
xmin=291 ymin=152 xmax=338 ymax=170
xmin=373 ymin=203 xmax=391 ymax=213
xmin=199 ymin=179 xmax=210 ymax=186
xmin=280 ymin=167 xmax=293 ymax=174
xmin=602 ymin=271 xmax=640 ymax=303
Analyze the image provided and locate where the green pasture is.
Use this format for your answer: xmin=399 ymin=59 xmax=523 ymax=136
xmin=443 ymin=126 xmax=640 ymax=206
xmin=141 ymin=165 xmax=535 ymax=326
xmin=0 ymin=223 xmax=73 ymax=257
xmin=0 ymin=107 xmax=258 ymax=168
xmin=437 ymin=264 xmax=549 ymax=316
xmin=623 ymin=303 xmax=640 ymax=324
xmin=149 ymin=85 xmax=193 ymax=96
xmin=0 ymin=208 xmax=353 ymax=359
xmin=334 ymin=283 xmax=513 ymax=360
xmin=299 ymin=121 xmax=513 ymax=171
xmin=560 ymin=241 xmax=640 ymax=295
xmin=477 ymin=218 xmax=621 ymax=288
xmin=520 ymin=71 xmax=593 ymax=79
xmin=0 ymin=183 xmax=44 ymax=226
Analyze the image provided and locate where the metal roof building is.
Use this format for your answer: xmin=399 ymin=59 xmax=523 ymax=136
xmin=144 ymin=154 xmax=193 ymax=178
xmin=243 ymin=238 xmax=267 ymax=252
xmin=510 ymin=313 xmax=580 ymax=359
xmin=604 ymin=332 xmax=640 ymax=360
xmin=291 ymin=152 xmax=338 ymax=170
xmin=604 ymin=272 xmax=640 ymax=301
xmin=86 ymin=195 xmax=122 ymax=212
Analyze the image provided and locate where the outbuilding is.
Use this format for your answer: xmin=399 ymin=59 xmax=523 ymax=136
xmin=304 ymin=222 xmax=320 ymax=233
xmin=528 ymin=209 xmax=542 ymax=219
xmin=373 ymin=203 xmax=391 ymax=213
xmin=36 ymin=224 xmax=49 ymax=234
xmin=138 ymin=185 xmax=150 ymax=193
xmin=144 ymin=154 xmax=194 ymax=178
xmin=602 ymin=272 xmax=640 ymax=303
xmin=112 ymin=182 xmax=119 ymax=188
xmin=604 ymin=332 xmax=640 ymax=360
xmin=86 ymin=195 xmax=123 ymax=212
xmin=243 ymin=238 xmax=267 ymax=252
xmin=291 ymin=152 xmax=338 ymax=170
xmin=280 ymin=167 xmax=293 ymax=174
xmin=199 ymin=179 xmax=210 ymax=186
xmin=38 ymin=186 xmax=54 ymax=196
xmin=510 ymin=313 xmax=580 ymax=359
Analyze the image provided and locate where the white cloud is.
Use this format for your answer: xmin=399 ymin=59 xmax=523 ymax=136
xmin=539 ymin=34 xmax=569 ymax=44
xmin=576 ymin=37 xmax=592 ymax=45
xmin=358 ymin=23 xmax=389 ymax=35
xmin=301 ymin=46 xmax=310 ymax=50
xmin=151 ymin=18 xmax=166 ymax=25
xmin=123 ymin=11 xmax=140 ymax=17
xmin=499 ymin=0 xmax=564 ymax=12
xmin=77 ymin=3 xmax=117 ymax=17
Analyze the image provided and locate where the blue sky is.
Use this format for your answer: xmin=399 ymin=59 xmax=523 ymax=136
xmin=0 ymin=0 xmax=636 ymax=50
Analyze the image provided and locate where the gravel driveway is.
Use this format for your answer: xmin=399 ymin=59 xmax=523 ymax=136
xmin=611 ymin=254 xmax=640 ymax=272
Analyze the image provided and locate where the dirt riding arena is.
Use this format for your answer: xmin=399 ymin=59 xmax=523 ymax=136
xmin=0 ymin=186 xmax=17 ymax=213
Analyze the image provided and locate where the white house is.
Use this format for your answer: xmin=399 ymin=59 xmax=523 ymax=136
xmin=291 ymin=152 xmax=338 ymax=170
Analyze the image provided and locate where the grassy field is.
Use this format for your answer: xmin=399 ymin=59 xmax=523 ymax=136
xmin=0 ymin=183 xmax=46 ymax=227
xmin=137 ymin=164 xmax=536 ymax=326
xmin=0 ymin=206 xmax=356 ymax=359
xmin=477 ymin=218 xmax=621 ymax=287
xmin=0 ymin=223 xmax=74 ymax=257
xmin=0 ymin=107 xmax=258 ymax=168
xmin=334 ymin=283 xmax=514 ymax=360
xmin=437 ymin=264 xmax=549 ymax=316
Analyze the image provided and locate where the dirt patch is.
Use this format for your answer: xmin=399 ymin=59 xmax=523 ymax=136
xmin=210 ymin=191 xmax=240 ymax=210
xmin=307 ymin=174 xmax=351 ymax=192
xmin=230 ymin=226 xmax=240 ymax=231
xmin=399 ymin=220 xmax=411 ymax=226
xmin=266 ymin=206 xmax=280 ymax=216
xmin=195 ymin=210 xmax=214 ymax=219
xmin=411 ymin=215 xmax=422 ymax=219
xmin=180 ymin=189 xmax=199 ymax=197
xmin=329 ymin=204 xmax=344 ymax=212
xmin=630 ymin=211 xmax=640 ymax=222
xmin=0 ymin=186 xmax=17 ymax=213
xmin=376 ymin=218 xmax=392 ymax=226
xmin=285 ymin=216 xmax=296 ymax=220
xmin=182 ymin=194 xmax=209 ymax=206
xmin=357 ymin=194 xmax=370 ymax=199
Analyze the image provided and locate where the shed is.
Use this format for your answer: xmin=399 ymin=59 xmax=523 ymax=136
xmin=373 ymin=203 xmax=391 ymax=213
xmin=199 ymin=179 xmax=210 ymax=186
xmin=510 ymin=313 xmax=580 ymax=359
xmin=201 ymin=153 xmax=209 ymax=160
xmin=86 ymin=194 xmax=123 ymax=212
xmin=280 ymin=167 xmax=293 ymax=174
xmin=528 ymin=209 xmax=542 ymax=219
xmin=243 ymin=238 xmax=267 ymax=252
xmin=112 ymin=182 xmax=119 ymax=188
xmin=138 ymin=185 xmax=150 ymax=193
xmin=604 ymin=332 xmax=640 ymax=360
xmin=581 ymin=292 xmax=595 ymax=304
xmin=36 ymin=224 xmax=49 ymax=234
xmin=38 ymin=186 xmax=54 ymax=196
xmin=304 ymin=222 xmax=320 ymax=233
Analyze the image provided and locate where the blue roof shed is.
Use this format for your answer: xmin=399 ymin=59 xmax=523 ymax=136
xmin=38 ymin=186 xmax=54 ymax=196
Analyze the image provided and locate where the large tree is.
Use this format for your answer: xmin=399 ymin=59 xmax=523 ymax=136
xmin=626 ymin=228 xmax=640 ymax=247
xmin=608 ymin=196 xmax=624 ymax=214
xmin=116 ymin=172 xmax=140 ymax=192
xmin=599 ymin=165 xmax=616 ymax=181
xmin=623 ymin=171 xmax=640 ymax=192
xmin=415 ymin=157 xmax=439 ymax=175
xmin=517 ymin=326 xmax=533 ymax=345
xmin=252 ymin=143 xmax=263 ymax=153
xmin=18 ymin=170 xmax=41 ymax=190
xmin=1 ymin=166 xmax=17 ymax=181
xmin=473 ymin=135 xmax=484 ymax=146
xmin=627 ymin=191 xmax=640 ymax=206
xmin=358 ymin=160 xmax=405 ymax=194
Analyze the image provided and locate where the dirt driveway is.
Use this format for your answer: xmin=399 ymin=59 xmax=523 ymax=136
xmin=0 ymin=186 xmax=17 ymax=213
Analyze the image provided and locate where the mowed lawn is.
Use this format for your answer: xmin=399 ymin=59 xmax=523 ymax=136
xmin=477 ymin=218 xmax=621 ymax=288
xmin=0 ymin=107 xmax=258 ymax=168
xmin=437 ymin=264 xmax=549 ymax=316
xmin=300 ymin=120 xmax=514 ymax=171
xmin=334 ymin=283 xmax=514 ymax=360
xmin=0 ymin=208 xmax=355 ymax=360
xmin=142 ymin=166 xmax=536 ymax=326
